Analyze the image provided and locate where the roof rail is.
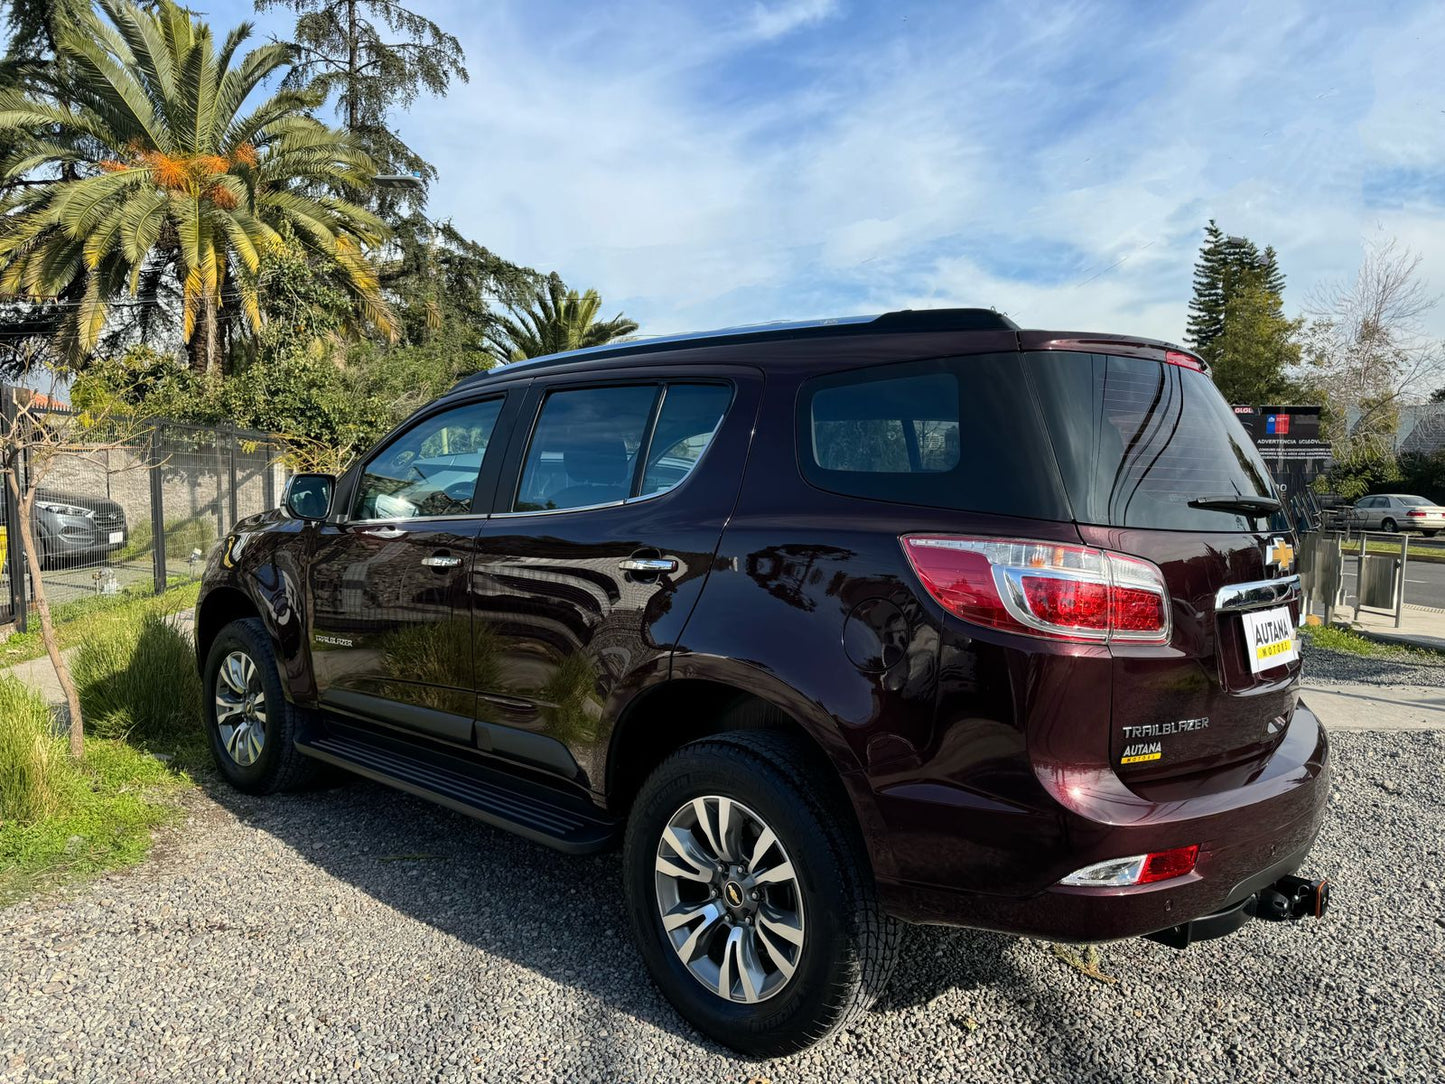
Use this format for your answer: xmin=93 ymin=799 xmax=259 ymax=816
xmin=451 ymin=307 xmax=1017 ymax=391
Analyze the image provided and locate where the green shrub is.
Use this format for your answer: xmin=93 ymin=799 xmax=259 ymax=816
xmin=0 ymin=677 xmax=65 ymax=826
xmin=73 ymin=613 xmax=202 ymax=741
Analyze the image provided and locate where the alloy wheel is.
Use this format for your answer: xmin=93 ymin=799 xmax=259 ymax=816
xmin=654 ymin=795 xmax=806 ymax=1004
xmin=214 ymin=650 xmax=267 ymax=767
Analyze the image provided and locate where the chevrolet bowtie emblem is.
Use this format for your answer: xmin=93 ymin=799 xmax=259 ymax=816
xmin=1266 ymin=537 xmax=1295 ymax=575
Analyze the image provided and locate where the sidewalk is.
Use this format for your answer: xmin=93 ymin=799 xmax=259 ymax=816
xmin=1299 ymin=680 xmax=1445 ymax=731
xmin=1341 ymin=603 xmax=1445 ymax=652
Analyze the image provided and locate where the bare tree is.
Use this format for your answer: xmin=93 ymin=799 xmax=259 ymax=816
xmin=0 ymin=382 xmax=146 ymax=759
xmin=1301 ymin=235 xmax=1445 ymax=453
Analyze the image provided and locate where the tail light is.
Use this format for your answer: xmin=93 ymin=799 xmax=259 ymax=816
xmin=900 ymin=535 xmax=1171 ymax=644
xmin=1059 ymin=845 xmax=1200 ymax=887
xmin=1407 ymin=510 xmax=1426 ymax=517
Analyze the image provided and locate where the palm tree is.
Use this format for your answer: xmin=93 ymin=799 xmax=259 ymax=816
xmin=484 ymin=274 xmax=639 ymax=362
xmin=0 ymin=0 xmax=393 ymax=372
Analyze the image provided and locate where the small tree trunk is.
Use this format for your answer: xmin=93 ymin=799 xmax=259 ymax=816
xmin=6 ymin=473 xmax=85 ymax=758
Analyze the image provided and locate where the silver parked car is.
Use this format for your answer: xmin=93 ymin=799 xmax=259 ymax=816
xmin=1349 ymin=493 xmax=1445 ymax=536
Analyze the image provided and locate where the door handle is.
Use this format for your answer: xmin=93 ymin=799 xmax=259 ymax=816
xmin=422 ymin=553 xmax=463 ymax=569
xmin=618 ymin=557 xmax=677 ymax=573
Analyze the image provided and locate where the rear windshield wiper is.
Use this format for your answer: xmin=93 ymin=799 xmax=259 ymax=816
xmin=1187 ymin=495 xmax=1281 ymax=516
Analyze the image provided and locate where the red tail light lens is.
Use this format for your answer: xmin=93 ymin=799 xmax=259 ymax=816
xmin=901 ymin=536 xmax=1171 ymax=644
xmin=1138 ymin=844 xmax=1200 ymax=884
xmin=1407 ymin=510 xmax=1426 ymax=517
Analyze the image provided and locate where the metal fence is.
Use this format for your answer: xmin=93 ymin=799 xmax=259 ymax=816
xmin=1 ymin=385 xmax=288 ymax=631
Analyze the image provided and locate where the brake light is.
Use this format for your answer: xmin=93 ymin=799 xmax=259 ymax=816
xmin=1059 ymin=844 xmax=1200 ymax=887
xmin=900 ymin=535 xmax=1170 ymax=644
xmin=1407 ymin=510 xmax=1426 ymax=517
xmin=1164 ymin=349 xmax=1204 ymax=371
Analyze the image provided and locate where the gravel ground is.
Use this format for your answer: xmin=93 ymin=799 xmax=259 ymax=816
xmin=1301 ymin=639 xmax=1445 ymax=688
xmin=3 ymin=729 xmax=1443 ymax=1084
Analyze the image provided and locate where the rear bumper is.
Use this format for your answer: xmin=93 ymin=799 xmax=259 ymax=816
xmin=873 ymin=700 xmax=1330 ymax=944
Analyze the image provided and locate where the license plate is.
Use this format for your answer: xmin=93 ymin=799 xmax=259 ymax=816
xmin=108 ymin=531 xmax=124 ymax=544
xmin=1241 ymin=606 xmax=1298 ymax=673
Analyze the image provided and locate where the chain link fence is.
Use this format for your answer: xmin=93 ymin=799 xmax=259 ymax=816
xmin=1 ymin=385 xmax=289 ymax=630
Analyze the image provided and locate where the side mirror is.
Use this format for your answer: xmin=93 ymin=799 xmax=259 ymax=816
xmin=283 ymin=473 xmax=335 ymax=521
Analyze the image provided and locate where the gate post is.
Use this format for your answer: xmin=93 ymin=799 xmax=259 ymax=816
xmin=1 ymin=386 xmax=27 ymax=631
xmin=149 ymin=427 xmax=167 ymax=594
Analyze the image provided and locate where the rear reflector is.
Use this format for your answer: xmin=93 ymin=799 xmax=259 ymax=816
xmin=900 ymin=535 xmax=1170 ymax=644
xmin=1059 ymin=844 xmax=1199 ymax=888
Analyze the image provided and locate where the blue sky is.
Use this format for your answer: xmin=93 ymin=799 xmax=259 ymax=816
xmin=236 ymin=0 xmax=1445 ymax=342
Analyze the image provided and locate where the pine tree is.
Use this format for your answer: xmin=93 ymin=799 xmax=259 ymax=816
xmin=256 ymin=0 xmax=467 ymax=202
xmin=1186 ymin=222 xmax=1292 ymax=362
xmin=1185 ymin=221 xmax=1228 ymax=352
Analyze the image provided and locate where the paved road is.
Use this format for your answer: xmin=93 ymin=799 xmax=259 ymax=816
xmin=2 ymin=728 xmax=1443 ymax=1083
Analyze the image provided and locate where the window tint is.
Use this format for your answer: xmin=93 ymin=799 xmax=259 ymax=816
xmin=799 ymin=356 xmax=1070 ymax=518
xmin=515 ymin=385 xmax=659 ymax=511
xmin=811 ymin=374 xmax=960 ymax=473
xmin=353 ymin=398 xmax=502 ymax=520
xmin=1027 ymin=351 xmax=1277 ymax=530
xmin=639 ymin=384 xmax=733 ymax=496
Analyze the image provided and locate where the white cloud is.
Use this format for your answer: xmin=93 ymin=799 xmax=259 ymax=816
xmin=746 ymin=0 xmax=840 ymax=41
xmin=394 ymin=0 xmax=1445 ymax=349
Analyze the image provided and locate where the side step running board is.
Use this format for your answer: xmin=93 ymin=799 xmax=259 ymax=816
xmin=297 ymin=732 xmax=619 ymax=854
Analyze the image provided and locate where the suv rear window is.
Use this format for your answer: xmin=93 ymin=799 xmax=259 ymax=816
xmin=1026 ymin=351 xmax=1277 ymax=530
xmin=799 ymin=356 xmax=1070 ymax=519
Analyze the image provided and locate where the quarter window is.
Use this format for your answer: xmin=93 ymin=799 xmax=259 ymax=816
xmin=800 ymin=356 xmax=1070 ymax=518
xmin=352 ymin=398 xmax=502 ymax=520
xmin=639 ymin=384 xmax=734 ymax=496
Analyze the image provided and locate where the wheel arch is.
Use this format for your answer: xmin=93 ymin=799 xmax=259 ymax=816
xmin=604 ymin=670 xmax=898 ymax=882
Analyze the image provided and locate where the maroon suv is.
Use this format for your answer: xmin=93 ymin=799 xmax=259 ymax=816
xmin=195 ymin=309 xmax=1330 ymax=1055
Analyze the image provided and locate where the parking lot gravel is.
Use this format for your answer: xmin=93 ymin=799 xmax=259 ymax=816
xmin=1301 ymin=639 xmax=1445 ymax=689
xmin=2 ymin=726 xmax=1442 ymax=1084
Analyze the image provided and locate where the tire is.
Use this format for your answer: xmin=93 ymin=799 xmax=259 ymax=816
xmin=622 ymin=731 xmax=900 ymax=1057
xmin=1425 ymin=531 xmax=1439 ymax=538
xmin=1382 ymin=517 xmax=1398 ymax=533
xmin=203 ymin=617 xmax=322 ymax=794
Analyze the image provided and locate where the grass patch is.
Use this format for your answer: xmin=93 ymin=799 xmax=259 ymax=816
xmin=0 ymin=676 xmax=66 ymax=825
xmin=74 ymin=612 xmax=203 ymax=745
xmin=1303 ymin=624 xmax=1445 ymax=664
xmin=0 ymin=677 xmax=187 ymax=905
xmin=0 ymin=581 xmax=200 ymax=667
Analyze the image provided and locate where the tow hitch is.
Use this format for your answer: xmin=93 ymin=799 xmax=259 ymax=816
xmin=1254 ymin=875 xmax=1331 ymax=922
xmin=1147 ymin=874 xmax=1331 ymax=949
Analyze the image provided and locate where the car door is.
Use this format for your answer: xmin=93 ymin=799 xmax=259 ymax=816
xmin=308 ymin=392 xmax=516 ymax=745
xmin=470 ymin=368 xmax=761 ymax=791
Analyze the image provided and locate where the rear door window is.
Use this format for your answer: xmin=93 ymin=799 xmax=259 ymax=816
xmin=514 ymin=382 xmax=733 ymax=512
xmin=1026 ymin=351 xmax=1277 ymax=530
xmin=798 ymin=356 xmax=1070 ymax=519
